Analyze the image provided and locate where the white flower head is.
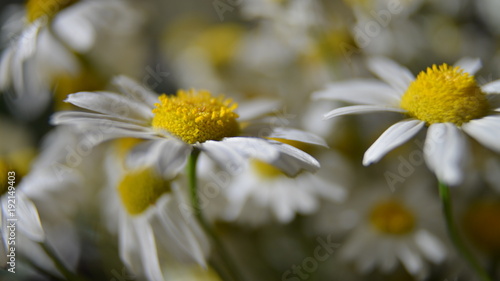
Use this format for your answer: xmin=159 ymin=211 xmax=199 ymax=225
xmin=314 ymin=57 xmax=500 ymax=186
xmin=52 ymin=76 xmax=326 ymax=180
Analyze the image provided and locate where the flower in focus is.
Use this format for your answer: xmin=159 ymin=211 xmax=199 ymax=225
xmin=100 ymin=138 xmax=210 ymax=281
xmin=52 ymin=76 xmax=326 ymax=180
xmin=314 ymin=57 xmax=500 ymax=186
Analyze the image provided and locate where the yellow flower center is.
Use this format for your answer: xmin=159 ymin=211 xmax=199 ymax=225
xmin=151 ymin=89 xmax=240 ymax=144
xmin=26 ymin=0 xmax=79 ymax=23
xmin=462 ymin=200 xmax=500 ymax=255
xmin=117 ymin=168 xmax=171 ymax=215
xmin=400 ymin=64 xmax=490 ymax=126
xmin=369 ymin=200 xmax=415 ymax=235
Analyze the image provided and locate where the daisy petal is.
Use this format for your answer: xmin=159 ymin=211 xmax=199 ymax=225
xmin=366 ymin=57 xmax=415 ymax=93
xmin=424 ymin=123 xmax=466 ymax=186
xmin=481 ymin=80 xmax=500 ymax=94
xmin=415 ymin=230 xmax=446 ymax=263
xmin=16 ymin=193 xmax=45 ymax=242
xmin=118 ymin=213 xmax=142 ymax=274
xmin=397 ymin=243 xmax=423 ymax=275
xmin=112 ymin=75 xmax=159 ymax=107
xmin=312 ymin=79 xmax=400 ymax=106
xmin=454 ymin=57 xmax=482 ymax=75
xmin=324 ymin=105 xmax=405 ymax=119
xmin=263 ymin=127 xmax=328 ymax=147
xmin=126 ymin=139 xmax=191 ymax=178
xmin=65 ymin=91 xmax=153 ymax=120
xmin=462 ymin=115 xmax=500 ymax=153
xmin=136 ymin=220 xmax=164 ymax=281
xmin=51 ymin=111 xmax=152 ymax=130
xmin=268 ymin=141 xmax=320 ymax=176
xmin=236 ymin=98 xmax=281 ymax=121
xmin=363 ymin=120 xmax=424 ymax=166
xmin=53 ymin=8 xmax=95 ymax=52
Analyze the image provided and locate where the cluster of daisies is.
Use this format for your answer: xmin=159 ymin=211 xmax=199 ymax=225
xmin=1 ymin=0 xmax=500 ymax=281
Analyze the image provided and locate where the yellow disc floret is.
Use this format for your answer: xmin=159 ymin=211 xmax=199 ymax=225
xmin=462 ymin=200 xmax=500 ymax=255
xmin=252 ymin=159 xmax=283 ymax=179
xmin=400 ymin=64 xmax=490 ymax=126
xmin=151 ymin=89 xmax=240 ymax=144
xmin=26 ymin=0 xmax=79 ymax=23
xmin=369 ymin=200 xmax=415 ymax=235
xmin=117 ymin=168 xmax=171 ymax=215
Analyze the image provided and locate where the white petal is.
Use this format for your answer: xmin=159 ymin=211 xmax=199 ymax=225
xmin=366 ymin=57 xmax=415 ymax=93
xmin=17 ymin=19 xmax=42 ymax=60
xmin=65 ymin=91 xmax=153 ymax=121
xmin=262 ymin=127 xmax=328 ymax=147
xmin=112 ymin=75 xmax=159 ymax=107
xmin=16 ymin=193 xmax=45 ymax=242
xmin=424 ymin=123 xmax=466 ymax=186
xmin=324 ymin=105 xmax=405 ymax=119
xmin=118 ymin=213 xmax=142 ymax=274
xmin=51 ymin=111 xmax=152 ymax=129
xmin=454 ymin=57 xmax=482 ymax=75
xmin=53 ymin=9 xmax=95 ymax=52
xmin=312 ymin=79 xmax=400 ymax=106
xmin=482 ymin=80 xmax=500 ymax=94
xmin=237 ymin=98 xmax=281 ymax=121
xmin=462 ymin=115 xmax=500 ymax=153
xmin=126 ymin=139 xmax=191 ymax=179
xmin=135 ymin=220 xmax=164 ymax=281
xmin=0 ymin=47 xmax=15 ymax=89
xmin=415 ymin=230 xmax=446 ymax=263
xmin=397 ymin=243 xmax=423 ymax=275
xmin=199 ymin=137 xmax=280 ymax=174
xmin=363 ymin=120 xmax=424 ymax=166
xmin=267 ymin=141 xmax=320 ymax=176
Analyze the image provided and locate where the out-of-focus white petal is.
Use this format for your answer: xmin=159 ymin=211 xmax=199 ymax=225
xmin=16 ymin=193 xmax=45 ymax=242
xmin=267 ymin=141 xmax=320 ymax=176
xmin=324 ymin=105 xmax=405 ymax=119
xmin=462 ymin=115 xmax=500 ymax=153
xmin=424 ymin=123 xmax=466 ymax=186
xmin=53 ymin=9 xmax=95 ymax=52
xmin=366 ymin=57 xmax=415 ymax=94
xmin=260 ymin=127 xmax=328 ymax=147
xmin=237 ymin=98 xmax=281 ymax=121
xmin=454 ymin=57 xmax=482 ymax=75
xmin=312 ymin=79 xmax=401 ymax=106
xmin=482 ymin=80 xmax=500 ymax=94
xmin=135 ymin=220 xmax=164 ymax=281
xmin=397 ymin=243 xmax=423 ymax=275
xmin=363 ymin=120 xmax=424 ymax=166
xmin=415 ymin=230 xmax=446 ymax=263
xmin=112 ymin=75 xmax=159 ymax=107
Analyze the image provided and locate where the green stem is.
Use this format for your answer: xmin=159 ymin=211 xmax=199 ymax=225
xmin=39 ymin=241 xmax=87 ymax=281
xmin=438 ymin=182 xmax=492 ymax=281
xmin=187 ymin=149 xmax=242 ymax=281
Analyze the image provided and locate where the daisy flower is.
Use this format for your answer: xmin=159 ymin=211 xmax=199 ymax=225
xmin=313 ymin=57 xmax=500 ymax=186
xmin=208 ymin=148 xmax=347 ymax=226
xmin=101 ymin=138 xmax=210 ymax=281
xmin=0 ymin=0 xmax=145 ymax=118
xmin=51 ymin=75 xmax=325 ymax=180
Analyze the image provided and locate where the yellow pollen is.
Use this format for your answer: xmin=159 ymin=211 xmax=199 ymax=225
xmin=151 ymin=89 xmax=240 ymax=144
xmin=117 ymin=168 xmax=171 ymax=215
xmin=462 ymin=200 xmax=500 ymax=255
xmin=251 ymin=159 xmax=283 ymax=179
xmin=26 ymin=0 xmax=79 ymax=23
xmin=400 ymin=64 xmax=490 ymax=126
xmin=369 ymin=200 xmax=415 ymax=235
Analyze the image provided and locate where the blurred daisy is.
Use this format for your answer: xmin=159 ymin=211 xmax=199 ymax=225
xmin=314 ymin=57 xmax=500 ymax=186
xmin=52 ymin=76 xmax=325 ymax=179
xmin=324 ymin=183 xmax=448 ymax=279
xmin=0 ymin=0 xmax=145 ymax=118
xmin=101 ymin=138 xmax=210 ymax=281
xmin=212 ymin=147 xmax=347 ymax=226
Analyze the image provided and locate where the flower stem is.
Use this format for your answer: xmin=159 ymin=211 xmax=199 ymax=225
xmin=187 ymin=149 xmax=242 ymax=281
xmin=38 ymin=241 xmax=87 ymax=281
xmin=438 ymin=182 xmax=492 ymax=281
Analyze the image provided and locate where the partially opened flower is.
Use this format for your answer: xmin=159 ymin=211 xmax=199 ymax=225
xmin=313 ymin=57 xmax=500 ymax=186
xmin=52 ymin=76 xmax=325 ymax=179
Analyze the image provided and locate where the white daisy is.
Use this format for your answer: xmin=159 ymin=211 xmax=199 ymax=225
xmin=313 ymin=57 xmax=500 ymax=186
xmin=51 ymin=75 xmax=326 ymax=180
xmin=101 ymin=138 xmax=210 ymax=281
xmin=0 ymin=0 xmax=145 ymax=119
xmin=210 ymin=148 xmax=347 ymax=226
xmin=318 ymin=182 xmax=448 ymax=279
